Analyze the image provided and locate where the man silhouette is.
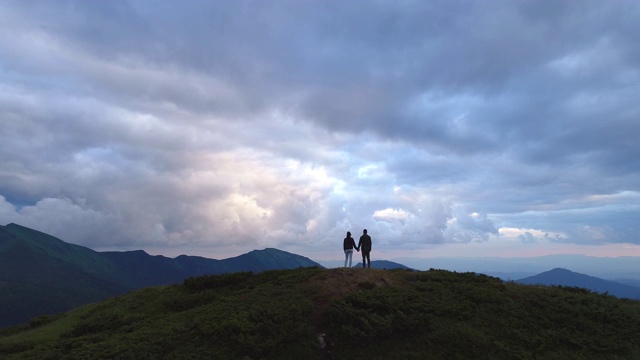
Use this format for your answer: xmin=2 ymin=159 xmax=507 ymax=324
xmin=357 ymin=229 xmax=372 ymax=268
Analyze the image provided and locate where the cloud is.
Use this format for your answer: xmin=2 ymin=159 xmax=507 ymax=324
xmin=1 ymin=0 xmax=639 ymax=259
xmin=0 ymin=196 xmax=117 ymax=245
xmin=499 ymin=227 xmax=567 ymax=244
xmin=445 ymin=210 xmax=499 ymax=243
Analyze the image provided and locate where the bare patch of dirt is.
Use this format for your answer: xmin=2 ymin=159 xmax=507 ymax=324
xmin=309 ymin=268 xmax=401 ymax=299
xmin=305 ymin=268 xmax=408 ymax=315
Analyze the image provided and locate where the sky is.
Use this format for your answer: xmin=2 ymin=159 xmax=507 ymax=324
xmin=1 ymin=0 xmax=639 ymax=262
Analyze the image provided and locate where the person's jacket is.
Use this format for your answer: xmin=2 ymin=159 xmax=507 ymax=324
xmin=358 ymin=234 xmax=372 ymax=252
xmin=343 ymin=237 xmax=357 ymax=251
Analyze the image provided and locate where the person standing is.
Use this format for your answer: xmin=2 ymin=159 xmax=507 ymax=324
xmin=343 ymin=231 xmax=358 ymax=268
xmin=358 ymin=229 xmax=372 ymax=268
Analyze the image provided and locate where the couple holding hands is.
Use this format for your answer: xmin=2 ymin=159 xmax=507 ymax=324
xmin=343 ymin=229 xmax=372 ymax=268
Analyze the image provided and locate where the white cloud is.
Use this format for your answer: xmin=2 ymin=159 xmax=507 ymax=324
xmin=498 ymin=227 xmax=568 ymax=244
xmin=0 ymin=196 xmax=118 ymax=246
xmin=372 ymin=208 xmax=410 ymax=222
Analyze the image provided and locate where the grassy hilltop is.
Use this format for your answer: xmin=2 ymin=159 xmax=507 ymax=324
xmin=1 ymin=267 xmax=640 ymax=359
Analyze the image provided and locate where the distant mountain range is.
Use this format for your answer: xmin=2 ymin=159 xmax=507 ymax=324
xmin=392 ymin=255 xmax=640 ymax=281
xmin=0 ymin=223 xmax=321 ymax=328
xmin=516 ymin=268 xmax=640 ymax=300
xmin=3 ymin=223 xmax=639 ymax=329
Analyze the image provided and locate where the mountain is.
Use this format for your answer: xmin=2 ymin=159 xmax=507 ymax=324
xmin=615 ymin=278 xmax=640 ymax=288
xmin=317 ymin=259 xmax=413 ymax=269
xmin=0 ymin=223 xmax=321 ymax=328
xmin=1 ymin=268 xmax=639 ymax=359
xmin=353 ymin=260 xmax=412 ymax=270
xmin=0 ymin=224 xmax=130 ymax=328
xmin=393 ymin=255 xmax=640 ymax=280
xmin=217 ymin=248 xmax=323 ymax=273
xmin=516 ymin=268 xmax=640 ymax=300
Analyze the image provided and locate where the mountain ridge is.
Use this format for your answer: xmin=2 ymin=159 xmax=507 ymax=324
xmin=0 ymin=223 xmax=321 ymax=328
xmin=352 ymin=259 xmax=412 ymax=270
xmin=392 ymin=254 xmax=640 ymax=280
xmin=516 ymin=267 xmax=640 ymax=300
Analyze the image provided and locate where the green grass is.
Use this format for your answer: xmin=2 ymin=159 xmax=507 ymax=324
xmin=1 ymin=268 xmax=639 ymax=359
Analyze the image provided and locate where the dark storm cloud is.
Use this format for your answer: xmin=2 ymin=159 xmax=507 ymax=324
xmin=1 ymin=0 xmax=639 ymax=257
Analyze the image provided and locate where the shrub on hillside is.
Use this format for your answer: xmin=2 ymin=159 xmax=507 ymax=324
xmin=183 ymin=271 xmax=253 ymax=291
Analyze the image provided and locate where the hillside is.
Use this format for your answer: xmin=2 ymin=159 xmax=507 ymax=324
xmin=0 ymin=224 xmax=130 ymax=328
xmin=1 ymin=268 xmax=639 ymax=359
xmin=0 ymin=223 xmax=321 ymax=328
xmin=517 ymin=268 xmax=640 ymax=300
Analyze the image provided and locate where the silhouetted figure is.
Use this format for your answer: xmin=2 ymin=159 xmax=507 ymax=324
xmin=358 ymin=229 xmax=372 ymax=268
xmin=343 ymin=231 xmax=358 ymax=268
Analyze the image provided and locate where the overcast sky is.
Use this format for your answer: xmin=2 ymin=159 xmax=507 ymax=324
xmin=1 ymin=0 xmax=639 ymax=261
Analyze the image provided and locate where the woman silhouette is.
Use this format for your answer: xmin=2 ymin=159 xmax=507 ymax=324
xmin=343 ymin=231 xmax=358 ymax=268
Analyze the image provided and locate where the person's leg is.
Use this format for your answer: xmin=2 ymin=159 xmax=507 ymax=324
xmin=364 ymin=251 xmax=370 ymax=268
xmin=345 ymin=250 xmax=354 ymax=268
xmin=362 ymin=252 xmax=366 ymax=268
